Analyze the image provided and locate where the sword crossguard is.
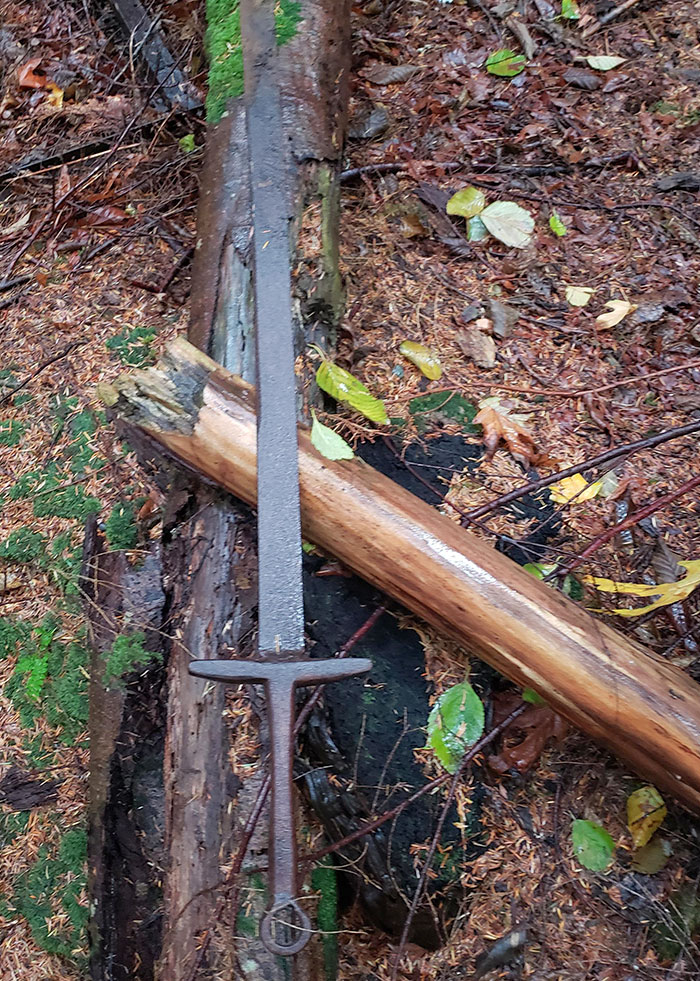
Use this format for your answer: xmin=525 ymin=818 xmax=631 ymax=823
xmin=189 ymin=655 xmax=372 ymax=955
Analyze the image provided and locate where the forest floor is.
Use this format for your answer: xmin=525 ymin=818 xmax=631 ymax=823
xmin=1 ymin=0 xmax=700 ymax=979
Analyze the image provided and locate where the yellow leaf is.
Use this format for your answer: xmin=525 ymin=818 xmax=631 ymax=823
xmin=595 ymin=299 xmax=637 ymax=330
xmin=549 ymin=473 xmax=602 ymax=504
xmin=565 ymin=285 xmax=595 ymax=307
xmin=446 ymin=186 xmax=486 ymax=219
xmin=627 ymin=786 xmax=666 ymax=849
xmin=46 ymin=83 xmax=64 ymax=108
xmin=399 ymin=341 xmax=442 ymax=380
xmin=582 ymin=559 xmax=700 ymax=617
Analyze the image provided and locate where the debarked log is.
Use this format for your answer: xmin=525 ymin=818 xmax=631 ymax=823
xmin=104 ymin=336 xmax=700 ymax=813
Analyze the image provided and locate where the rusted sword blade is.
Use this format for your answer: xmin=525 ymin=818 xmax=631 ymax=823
xmin=188 ymin=0 xmax=372 ymax=959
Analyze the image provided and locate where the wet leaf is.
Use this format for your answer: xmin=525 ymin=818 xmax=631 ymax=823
xmin=565 ymin=285 xmax=595 ymax=307
xmin=587 ymin=55 xmax=626 ymax=71
xmin=485 ymin=49 xmax=527 ymax=77
xmin=549 ymin=210 xmax=567 ymax=237
xmin=561 ymin=0 xmax=580 ymax=18
xmin=399 ymin=340 xmax=442 ymax=380
xmin=522 ymin=687 xmax=547 ymax=706
xmin=457 ymin=328 xmax=496 ymax=369
xmin=446 ymin=186 xmax=486 ymax=219
xmin=488 ymin=299 xmax=519 ymax=339
xmin=46 ymin=83 xmax=63 ymax=108
xmin=631 ymin=837 xmax=672 ymax=875
xmin=549 ymin=473 xmax=602 ymax=504
xmin=564 ymin=67 xmax=601 ymax=90
xmin=17 ymin=57 xmax=46 ymax=89
xmin=310 ymin=411 xmax=355 ymax=461
xmin=480 ymin=201 xmax=535 ymax=249
xmin=467 ymin=215 xmax=490 ymax=241
xmin=400 ymin=213 xmax=428 ymax=238
xmin=571 ymin=819 xmax=615 ymax=871
xmin=179 ymin=133 xmax=197 ymax=153
xmin=595 ymin=299 xmax=637 ymax=329
xmin=426 ymin=681 xmax=484 ymax=774
xmin=360 ymin=63 xmax=419 ymax=85
xmin=474 ymin=397 xmax=538 ymax=466
xmin=627 ymin=786 xmax=667 ymax=849
xmin=582 ymin=559 xmax=700 ymax=617
xmin=316 ymin=359 xmax=389 ymax=424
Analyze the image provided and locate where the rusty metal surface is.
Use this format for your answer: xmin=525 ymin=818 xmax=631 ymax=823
xmin=188 ymin=0 xmax=370 ymax=958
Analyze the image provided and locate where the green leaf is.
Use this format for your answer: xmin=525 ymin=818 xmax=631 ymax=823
xmin=399 ymin=341 xmax=442 ymax=380
xmin=316 ymin=360 xmax=388 ymax=425
xmin=549 ymin=210 xmax=567 ymax=237
xmin=631 ymin=838 xmax=672 ymax=875
xmin=571 ymin=819 xmax=615 ymax=871
xmin=485 ymin=49 xmax=527 ymax=77
xmin=446 ymin=186 xmax=486 ymax=219
xmin=480 ymin=201 xmax=534 ymax=248
xmin=627 ymin=786 xmax=666 ymax=848
xmin=467 ymin=215 xmax=490 ymax=241
xmin=586 ymin=55 xmax=625 ymax=71
xmin=426 ymin=681 xmax=484 ymax=774
xmin=310 ymin=411 xmax=355 ymax=461
xmin=179 ymin=133 xmax=196 ymax=153
xmin=522 ymin=687 xmax=546 ymax=706
xmin=561 ymin=0 xmax=580 ymax=19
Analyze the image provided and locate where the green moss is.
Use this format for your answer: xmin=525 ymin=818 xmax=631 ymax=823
xmin=0 ymin=527 xmax=46 ymax=563
xmin=105 ymin=500 xmax=139 ymax=550
xmin=408 ymin=391 xmax=477 ymax=432
xmin=0 ymin=419 xmax=25 ymax=446
xmin=0 ymin=616 xmax=31 ymax=658
xmin=0 ymin=809 xmax=30 ymax=846
xmin=205 ymin=0 xmax=302 ymax=123
xmin=311 ymin=859 xmax=338 ymax=980
xmin=105 ymin=326 xmax=158 ymax=367
xmin=32 ymin=476 xmax=101 ymax=520
xmin=10 ymin=827 xmax=87 ymax=959
xmin=103 ymin=631 xmax=161 ymax=688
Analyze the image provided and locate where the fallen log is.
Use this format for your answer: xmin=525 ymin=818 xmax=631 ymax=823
xmin=104 ymin=336 xmax=700 ymax=813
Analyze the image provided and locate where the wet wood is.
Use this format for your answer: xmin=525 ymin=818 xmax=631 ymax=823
xmin=108 ymin=336 xmax=700 ymax=814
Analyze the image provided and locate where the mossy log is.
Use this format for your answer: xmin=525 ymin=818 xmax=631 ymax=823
xmin=106 ymin=335 xmax=700 ymax=815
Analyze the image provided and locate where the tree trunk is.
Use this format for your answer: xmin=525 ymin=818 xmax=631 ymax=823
xmin=106 ymin=337 xmax=700 ymax=815
xmin=156 ymin=3 xmax=351 ymax=979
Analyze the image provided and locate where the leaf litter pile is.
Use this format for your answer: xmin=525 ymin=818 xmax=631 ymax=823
xmin=1 ymin=0 xmax=700 ymax=979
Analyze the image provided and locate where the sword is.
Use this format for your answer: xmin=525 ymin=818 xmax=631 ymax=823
xmin=189 ymin=0 xmax=371 ymax=957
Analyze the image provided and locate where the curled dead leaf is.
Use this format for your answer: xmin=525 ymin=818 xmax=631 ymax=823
xmin=596 ymin=299 xmax=637 ymax=330
xmin=474 ymin=397 xmax=539 ymax=466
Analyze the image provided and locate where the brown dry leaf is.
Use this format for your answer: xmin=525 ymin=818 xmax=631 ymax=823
xmin=400 ymin=212 xmax=428 ymax=238
xmin=474 ymin=397 xmax=539 ymax=466
xmin=57 ymin=164 xmax=71 ymax=199
xmin=17 ymin=57 xmax=46 ymax=89
xmin=488 ymin=692 xmax=568 ymax=774
xmin=360 ymin=63 xmax=419 ymax=85
xmin=457 ymin=328 xmax=496 ymax=368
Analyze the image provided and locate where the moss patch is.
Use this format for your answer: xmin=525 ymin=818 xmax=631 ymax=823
xmin=205 ymin=0 xmax=302 ymax=123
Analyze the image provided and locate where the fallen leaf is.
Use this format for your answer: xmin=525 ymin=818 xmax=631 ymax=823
xmin=56 ymin=164 xmax=70 ymax=199
xmin=467 ymin=215 xmax=489 ymax=241
xmin=315 ymin=355 xmax=389 ymax=424
xmin=485 ymin=49 xmax=527 ymax=77
xmin=426 ymin=681 xmax=484 ymax=773
xmin=360 ymin=63 xmax=418 ymax=85
xmin=586 ymin=55 xmax=626 ymax=71
xmin=488 ymin=691 xmax=567 ymax=773
xmin=631 ymin=838 xmax=672 ymax=875
xmin=480 ymin=201 xmax=535 ymax=249
xmin=583 ymin=559 xmax=700 ymax=617
xmin=571 ymin=819 xmax=615 ymax=872
xmin=0 ymin=212 xmax=31 ymax=239
xmin=399 ymin=341 xmax=442 ymax=380
xmin=457 ymin=328 xmax=496 ymax=369
xmin=310 ymin=411 xmax=355 ymax=461
xmin=488 ymin=299 xmax=519 ymax=339
xmin=565 ymin=285 xmax=595 ymax=307
xmin=17 ymin=57 xmax=46 ymax=89
xmin=549 ymin=473 xmax=602 ymax=504
xmin=46 ymin=82 xmax=63 ymax=108
xmin=564 ymin=67 xmax=601 ymax=90
xmin=627 ymin=786 xmax=667 ymax=849
xmin=561 ymin=0 xmax=580 ymax=18
xmin=446 ymin=186 xmax=486 ymax=219
xmin=474 ymin=397 xmax=538 ymax=466
xmin=400 ymin=213 xmax=428 ymax=238
xmin=549 ymin=210 xmax=567 ymax=237
xmin=595 ymin=299 xmax=637 ymax=329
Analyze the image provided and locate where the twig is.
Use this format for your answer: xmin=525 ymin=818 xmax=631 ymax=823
xmin=550 ymin=475 xmax=700 ymax=580
xmin=0 ymin=341 xmax=85 ymax=408
xmin=389 ymin=704 xmax=527 ymax=977
xmin=582 ymin=0 xmax=643 ymax=37
xmin=462 ymin=419 xmax=700 ymax=524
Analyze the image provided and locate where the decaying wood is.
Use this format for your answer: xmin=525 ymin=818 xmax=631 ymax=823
xmin=154 ymin=3 xmax=352 ymax=978
xmin=106 ymin=336 xmax=700 ymax=814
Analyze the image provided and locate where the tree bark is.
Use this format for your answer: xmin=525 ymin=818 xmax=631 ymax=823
xmin=156 ymin=3 xmax=352 ymax=979
xmin=106 ymin=337 xmax=700 ymax=815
